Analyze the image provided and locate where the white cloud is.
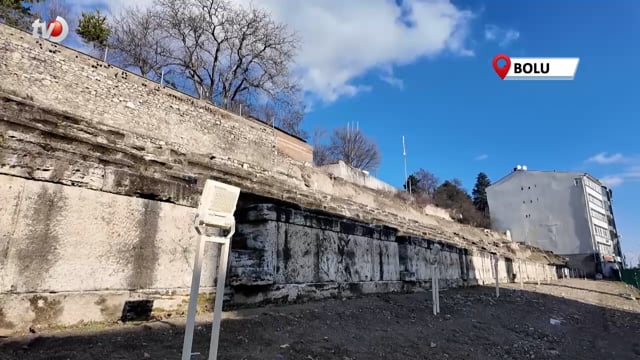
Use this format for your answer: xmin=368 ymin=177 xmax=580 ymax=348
xmin=484 ymin=24 xmax=520 ymax=47
xmin=475 ymin=154 xmax=488 ymax=161
xmin=379 ymin=66 xmax=404 ymax=90
xmin=599 ymin=165 xmax=640 ymax=187
xmin=97 ymin=0 xmax=475 ymax=103
xmin=600 ymin=176 xmax=624 ymax=187
xmin=587 ymin=152 xmax=626 ymax=164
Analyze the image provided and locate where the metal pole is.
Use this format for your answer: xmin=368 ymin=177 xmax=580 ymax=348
xmin=436 ymin=266 xmax=440 ymax=314
xmin=432 ymin=264 xmax=437 ymax=316
xmin=519 ymin=260 xmax=524 ymax=289
xmin=103 ymin=46 xmax=109 ymax=62
xmin=160 ymin=69 xmax=164 ymax=86
xmin=494 ymin=255 xmax=499 ymax=298
xmin=182 ymin=235 xmax=206 ymax=360
xmin=545 ymin=265 xmax=549 ymax=283
xmin=402 ymin=136 xmax=410 ymax=194
xmin=208 ymin=239 xmax=231 ymax=360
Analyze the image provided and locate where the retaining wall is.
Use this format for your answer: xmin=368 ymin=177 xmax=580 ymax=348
xmin=0 ymin=23 xmax=564 ymax=334
xmin=0 ymin=178 xmax=559 ymax=333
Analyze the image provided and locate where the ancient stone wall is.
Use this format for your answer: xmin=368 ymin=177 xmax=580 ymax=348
xmin=0 ymin=23 xmax=565 ymax=333
xmin=320 ymin=161 xmax=399 ymax=194
xmin=0 ymin=24 xmax=314 ymax=167
xmin=0 ymin=181 xmax=559 ymax=333
xmin=0 ymin=23 xmax=564 ymax=261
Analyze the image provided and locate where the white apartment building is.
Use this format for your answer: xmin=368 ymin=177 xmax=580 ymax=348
xmin=486 ymin=167 xmax=623 ymax=278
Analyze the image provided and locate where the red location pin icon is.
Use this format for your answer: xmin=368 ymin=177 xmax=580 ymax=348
xmin=492 ymin=54 xmax=511 ymax=80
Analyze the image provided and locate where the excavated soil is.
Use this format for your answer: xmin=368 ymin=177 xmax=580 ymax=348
xmin=1 ymin=279 xmax=639 ymax=360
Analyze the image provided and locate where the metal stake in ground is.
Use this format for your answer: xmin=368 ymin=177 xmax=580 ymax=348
xmin=436 ymin=265 xmax=440 ymax=314
xmin=518 ymin=260 xmax=524 ymax=289
xmin=430 ymin=244 xmax=442 ymax=315
xmin=537 ymin=264 xmax=541 ymax=286
xmin=494 ymin=254 xmax=499 ymax=298
xmin=182 ymin=180 xmax=241 ymax=360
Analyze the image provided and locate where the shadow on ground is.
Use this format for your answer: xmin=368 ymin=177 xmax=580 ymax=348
xmin=1 ymin=281 xmax=640 ymax=360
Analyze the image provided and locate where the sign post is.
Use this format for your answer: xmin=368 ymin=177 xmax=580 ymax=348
xmin=182 ymin=180 xmax=241 ymax=360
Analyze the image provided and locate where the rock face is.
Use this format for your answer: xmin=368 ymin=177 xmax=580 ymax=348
xmin=0 ymin=23 xmax=564 ymax=333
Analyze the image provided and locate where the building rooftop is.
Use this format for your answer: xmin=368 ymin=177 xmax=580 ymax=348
xmin=490 ymin=168 xmax=603 ymax=188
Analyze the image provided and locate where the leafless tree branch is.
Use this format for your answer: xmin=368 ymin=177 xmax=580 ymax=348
xmin=328 ymin=126 xmax=381 ymax=172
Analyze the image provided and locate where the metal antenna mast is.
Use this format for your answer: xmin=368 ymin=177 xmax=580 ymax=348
xmin=402 ymin=136 xmax=411 ymax=194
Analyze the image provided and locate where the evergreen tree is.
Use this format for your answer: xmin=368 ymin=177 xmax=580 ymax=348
xmin=472 ymin=172 xmax=492 ymax=215
xmin=404 ymin=174 xmax=420 ymax=193
xmin=433 ymin=179 xmax=490 ymax=228
xmin=76 ymin=9 xmax=111 ymax=49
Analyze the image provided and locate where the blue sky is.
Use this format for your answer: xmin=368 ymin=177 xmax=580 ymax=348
xmin=301 ymin=0 xmax=640 ymax=258
xmin=44 ymin=1 xmax=639 ymax=260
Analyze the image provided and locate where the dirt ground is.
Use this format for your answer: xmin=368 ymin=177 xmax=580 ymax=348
xmin=1 ymin=279 xmax=639 ymax=360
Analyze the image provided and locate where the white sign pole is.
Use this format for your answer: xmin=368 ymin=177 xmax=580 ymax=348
xmin=182 ymin=179 xmax=240 ymax=360
xmin=208 ymin=226 xmax=234 ymax=360
xmin=182 ymin=233 xmax=206 ymax=360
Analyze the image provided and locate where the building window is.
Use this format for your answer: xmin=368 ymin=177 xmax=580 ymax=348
xmin=584 ymin=177 xmax=602 ymax=193
xmin=590 ymin=209 xmax=607 ymax=223
xmin=594 ymin=225 xmax=610 ymax=239
xmin=588 ymin=194 xmax=604 ymax=208
xmin=598 ymin=243 xmax=611 ymax=256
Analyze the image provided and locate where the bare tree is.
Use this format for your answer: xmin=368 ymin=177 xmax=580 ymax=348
xmin=109 ymin=0 xmax=305 ymax=133
xmin=218 ymin=5 xmax=299 ymax=108
xmin=151 ymin=0 xmax=300 ymax=106
xmin=46 ymin=0 xmax=72 ymax=23
xmin=109 ymin=7 xmax=170 ymax=79
xmin=311 ymin=127 xmax=332 ymax=167
xmin=328 ymin=126 xmax=381 ymax=172
xmin=414 ymin=169 xmax=440 ymax=198
xmin=246 ymin=90 xmax=308 ymax=139
xmin=148 ymin=0 xmax=209 ymax=97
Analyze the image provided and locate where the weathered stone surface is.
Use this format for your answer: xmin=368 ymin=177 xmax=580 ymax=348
xmin=0 ymin=93 xmax=559 ymax=266
xmin=0 ymin=175 xmax=215 ymax=295
xmin=0 ymin=23 xmax=566 ymax=333
xmin=0 ymin=24 xmax=565 ymax=265
xmin=230 ymin=204 xmax=400 ymax=286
